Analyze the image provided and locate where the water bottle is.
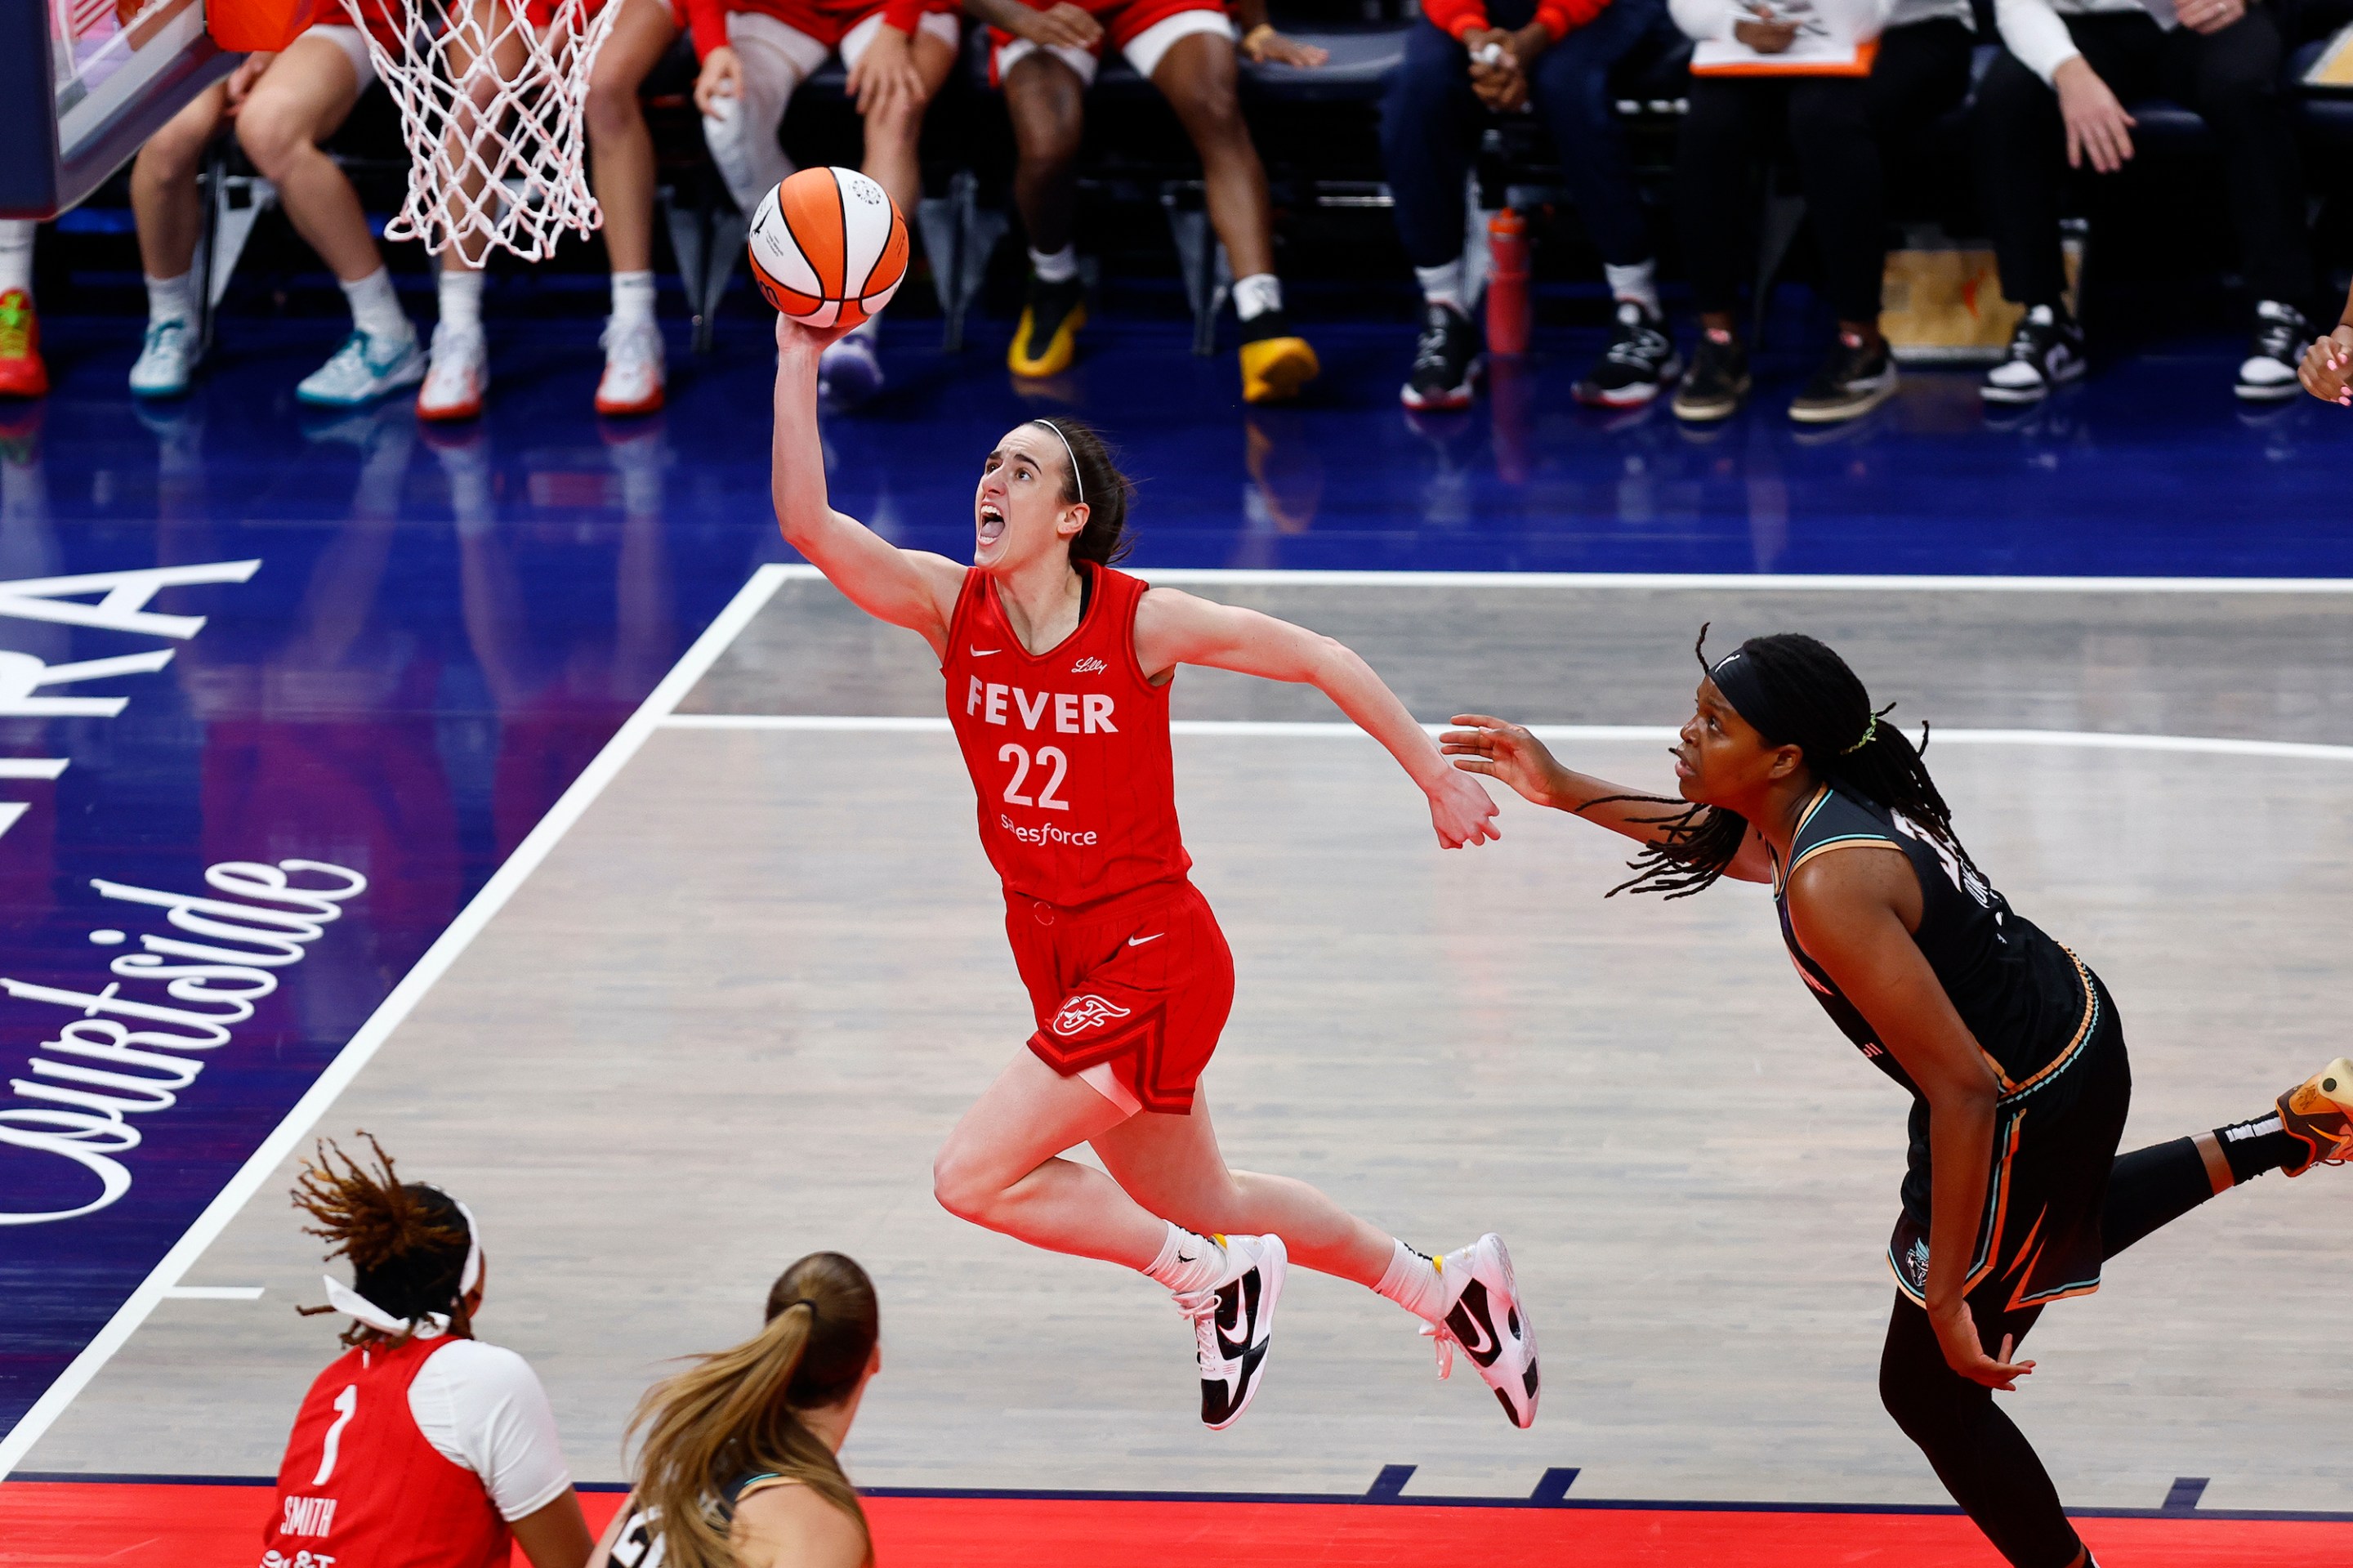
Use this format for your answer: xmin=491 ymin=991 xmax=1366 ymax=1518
xmin=1486 ymin=208 xmax=1531 ymax=358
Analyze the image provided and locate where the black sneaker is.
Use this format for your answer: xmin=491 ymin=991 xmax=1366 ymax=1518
xmin=1980 ymin=304 xmax=2085 ymax=404
xmin=1574 ymin=301 xmax=1681 ymax=407
xmin=1007 ymin=272 xmax=1087 ymax=378
xmin=1400 ymin=302 xmax=1480 ymax=411
xmin=2236 ymin=300 xmax=2310 ymax=403
xmin=1789 ymin=331 xmax=1899 ymax=424
xmin=1671 ymin=329 xmax=1749 ymax=422
xmin=1175 ymin=1233 xmax=1286 ymax=1430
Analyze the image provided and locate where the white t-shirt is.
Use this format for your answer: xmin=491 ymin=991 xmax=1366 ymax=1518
xmin=405 ymin=1329 xmax=574 ymax=1522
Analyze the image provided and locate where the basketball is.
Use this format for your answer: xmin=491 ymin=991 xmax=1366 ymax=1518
xmin=747 ymin=168 xmax=910 ymax=331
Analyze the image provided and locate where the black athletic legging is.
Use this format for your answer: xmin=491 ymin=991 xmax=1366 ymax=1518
xmin=1877 ymin=1137 xmax=2228 ymax=1568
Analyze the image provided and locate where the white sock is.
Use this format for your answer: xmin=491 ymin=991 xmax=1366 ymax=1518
xmin=1029 ymin=243 xmax=1078 ymax=284
xmin=1373 ymin=1239 xmax=1448 ymax=1321
xmin=341 ymin=267 xmax=408 ymax=342
xmin=1141 ymin=1222 xmax=1226 ymax=1294
xmin=145 ymin=272 xmax=197 ymax=328
xmin=609 ymin=269 xmax=656 ymax=328
xmin=1604 ymin=259 xmax=1659 ymax=318
xmin=1416 ymin=259 xmax=1465 ymax=315
xmin=1232 ymin=272 xmax=1282 ymax=323
xmin=0 ymin=221 xmax=33 ymax=299
xmin=437 ymin=268 xmax=484 ymax=335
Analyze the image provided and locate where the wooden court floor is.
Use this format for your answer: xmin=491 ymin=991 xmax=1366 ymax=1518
xmin=20 ymin=574 xmax=2353 ymax=1521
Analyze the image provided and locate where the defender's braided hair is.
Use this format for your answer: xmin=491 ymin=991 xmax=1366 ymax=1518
xmin=292 ymin=1132 xmax=476 ymax=1346
xmin=1592 ymin=628 xmax=1977 ymax=900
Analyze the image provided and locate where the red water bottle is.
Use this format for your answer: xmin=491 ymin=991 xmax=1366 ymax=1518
xmin=1486 ymin=208 xmax=1531 ymax=358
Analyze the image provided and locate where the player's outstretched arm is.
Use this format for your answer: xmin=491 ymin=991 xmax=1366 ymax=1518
xmin=772 ymin=317 xmax=963 ymax=650
xmin=1440 ymin=715 xmax=1773 ymax=882
xmin=1132 ymin=588 xmax=1499 ymax=847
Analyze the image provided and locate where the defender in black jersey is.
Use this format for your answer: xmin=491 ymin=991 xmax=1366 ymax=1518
xmin=1444 ymin=632 xmax=2353 ymax=1568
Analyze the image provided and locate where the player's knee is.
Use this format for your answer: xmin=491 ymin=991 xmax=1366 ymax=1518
xmin=931 ymin=1147 xmax=999 ymax=1223
xmin=583 ymin=75 xmax=643 ymax=142
xmin=234 ymin=104 xmax=308 ymax=176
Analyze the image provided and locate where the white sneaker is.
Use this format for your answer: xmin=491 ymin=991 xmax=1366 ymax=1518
xmin=296 ymin=326 xmax=426 ymax=408
xmin=819 ymin=329 xmax=885 ymax=406
xmin=2236 ymin=299 xmax=2310 ymax=403
xmin=1419 ymin=1232 xmax=1539 ymax=1428
xmin=595 ymin=316 xmax=664 ymax=417
xmin=129 ymin=316 xmax=200 ymax=398
xmin=417 ymin=322 xmax=489 ymax=422
xmin=1174 ymin=1232 xmax=1284 ymax=1430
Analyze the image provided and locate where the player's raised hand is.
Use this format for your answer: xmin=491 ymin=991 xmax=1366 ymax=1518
xmin=1443 ymin=715 xmax=1565 ymax=809
xmin=2299 ymin=324 xmax=2353 ymax=406
xmin=1426 ymin=766 xmax=1501 ymax=848
xmin=775 ymin=311 xmax=863 ymax=355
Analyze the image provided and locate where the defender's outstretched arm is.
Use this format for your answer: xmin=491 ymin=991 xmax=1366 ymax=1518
xmin=772 ymin=317 xmax=963 ymax=647
xmin=1132 ymin=587 xmax=1499 ymax=847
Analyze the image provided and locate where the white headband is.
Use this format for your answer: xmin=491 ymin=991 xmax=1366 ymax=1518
xmin=1033 ymin=420 xmax=1083 ymax=506
xmin=323 ymin=1196 xmax=482 ymax=1337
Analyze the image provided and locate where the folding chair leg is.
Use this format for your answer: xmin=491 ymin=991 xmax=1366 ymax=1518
xmin=197 ymin=153 xmax=276 ymax=356
xmin=1162 ymin=185 xmax=1230 ymax=359
xmin=658 ymin=189 xmax=712 ymax=351
xmin=1753 ymin=190 xmax=1806 ymax=347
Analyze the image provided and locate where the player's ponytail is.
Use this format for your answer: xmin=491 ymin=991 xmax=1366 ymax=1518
xmin=1034 ymin=418 xmax=1135 ymax=565
xmin=630 ymin=1252 xmax=879 ymax=1568
xmin=291 ymin=1133 xmax=478 ymax=1347
xmin=1599 ymin=629 xmax=1980 ymax=899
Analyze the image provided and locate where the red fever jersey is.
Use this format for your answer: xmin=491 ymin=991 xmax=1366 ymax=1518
xmin=260 ymin=1335 xmax=510 ymax=1568
xmin=943 ymin=564 xmax=1191 ymax=908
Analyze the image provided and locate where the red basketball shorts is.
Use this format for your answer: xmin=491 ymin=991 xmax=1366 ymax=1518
xmin=1005 ymin=878 xmax=1233 ymax=1115
xmin=989 ymin=0 xmax=1232 ymax=87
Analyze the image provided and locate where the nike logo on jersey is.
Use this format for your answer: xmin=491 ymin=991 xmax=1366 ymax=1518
xmin=970 ymin=647 xmax=1002 ymax=657
xmin=1127 ymin=933 xmax=1166 ymax=947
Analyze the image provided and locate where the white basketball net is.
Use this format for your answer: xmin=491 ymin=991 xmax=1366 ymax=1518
xmin=341 ymin=0 xmax=618 ymax=265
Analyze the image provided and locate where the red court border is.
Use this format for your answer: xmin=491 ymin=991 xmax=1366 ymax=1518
xmin=4 ymin=1476 xmax=2348 ymax=1567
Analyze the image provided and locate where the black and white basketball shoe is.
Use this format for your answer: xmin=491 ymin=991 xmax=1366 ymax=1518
xmin=1421 ymin=1232 xmax=1539 ymax=1428
xmin=1176 ymin=1232 xmax=1286 ymax=1429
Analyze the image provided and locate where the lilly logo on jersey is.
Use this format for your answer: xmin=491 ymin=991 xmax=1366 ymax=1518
xmin=1052 ymin=994 xmax=1132 ymax=1035
xmin=965 ymin=678 xmax=1116 ymax=735
xmin=1071 ymin=656 xmax=1107 ymax=675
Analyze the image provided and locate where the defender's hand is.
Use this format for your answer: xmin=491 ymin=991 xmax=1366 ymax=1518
xmin=1442 ymin=714 xmax=1565 ymax=809
xmin=2300 ymin=324 xmax=2353 ymax=406
xmin=1931 ymin=1299 xmax=2036 ymax=1392
xmin=1427 ymin=767 xmax=1502 ymax=848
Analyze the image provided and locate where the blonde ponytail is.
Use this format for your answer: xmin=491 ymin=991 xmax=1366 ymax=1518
xmin=629 ymin=1253 xmax=878 ymax=1568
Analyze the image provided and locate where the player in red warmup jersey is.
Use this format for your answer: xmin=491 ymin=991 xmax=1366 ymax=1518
xmin=769 ymin=314 xmax=1540 ymax=1431
xmin=261 ymin=1137 xmax=594 ymax=1568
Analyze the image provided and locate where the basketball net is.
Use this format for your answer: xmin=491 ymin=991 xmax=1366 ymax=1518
xmin=340 ymin=0 xmax=618 ymax=266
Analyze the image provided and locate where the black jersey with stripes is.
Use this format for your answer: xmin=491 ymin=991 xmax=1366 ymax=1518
xmin=1770 ymin=786 xmax=2101 ymax=1218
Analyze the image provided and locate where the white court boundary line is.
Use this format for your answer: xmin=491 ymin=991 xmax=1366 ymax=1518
xmin=0 ymin=562 xmax=797 ymax=1480
xmin=661 ymin=713 xmax=2353 ymax=765
xmin=762 ymin=563 xmax=2353 ymax=594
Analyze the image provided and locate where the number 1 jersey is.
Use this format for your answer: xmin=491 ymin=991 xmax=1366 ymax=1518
xmin=944 ymin=564 xmax=1191 ymax=907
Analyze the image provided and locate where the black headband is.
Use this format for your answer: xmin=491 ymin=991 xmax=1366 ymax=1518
xmin=1705 ymin=650 xmax=1795 ymax=745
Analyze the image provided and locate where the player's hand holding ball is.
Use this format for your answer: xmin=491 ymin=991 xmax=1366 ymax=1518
xmin=2299 ymin=324 xmax=2353 ymax=407
xmin=749 ymin=167 xmax=910 ymax=351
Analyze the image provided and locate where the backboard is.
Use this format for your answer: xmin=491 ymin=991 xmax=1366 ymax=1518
xmin=0 ymin=0 xmax=240 ymax=220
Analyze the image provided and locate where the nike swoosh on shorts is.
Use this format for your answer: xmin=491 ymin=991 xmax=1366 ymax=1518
xmin=1128 ymin=933 xmax=1166 ymax=947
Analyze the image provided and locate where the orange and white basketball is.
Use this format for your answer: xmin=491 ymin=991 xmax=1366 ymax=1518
xmin=747 ymin=168 xmax=910 ymax=331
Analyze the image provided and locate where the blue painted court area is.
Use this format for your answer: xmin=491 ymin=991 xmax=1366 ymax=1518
xmin=0 ymin=301 xmax=2348 ymax=1443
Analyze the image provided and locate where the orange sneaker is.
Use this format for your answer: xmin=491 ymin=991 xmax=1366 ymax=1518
xmin=0 ymin=290 xmax=49 ymax=399
xmin=2278 ymin=1057 xmax=2353 ymax=1176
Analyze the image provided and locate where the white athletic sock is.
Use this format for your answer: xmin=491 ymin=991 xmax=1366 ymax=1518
xmin=1232 ymin=272 xmax=1282 ymax=323
xmin=609 ymin=268 xmax=656 ymax=328
xmin=1604 ymin=259 xmax=1659 ymax=318
xmin=341 ymin=267 xmax=408 ymax=342
xmin=1029 ymin=243 xmax=1078 ymax=284
xmin=1416 ymin=259 xmax=1465 ymax=314
xmin=1373 ymin=1239 xmax=1448 ymax=1321
xmin=1142 ymin=1222 xmax=1226 ymax=1294
xmin=437 ymin=267 xmax=484 ymax=336
xmin=0 ymin=221 xmax=33 ymax=301
xmin=145 ymin=272 xmax=197 ymax=328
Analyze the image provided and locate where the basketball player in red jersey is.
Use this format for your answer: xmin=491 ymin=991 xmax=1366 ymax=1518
xmin=262 ymin=1137 xmax=594 ymax=1568
xmin=770 ymin=314 xmax=1541 ymax=1430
